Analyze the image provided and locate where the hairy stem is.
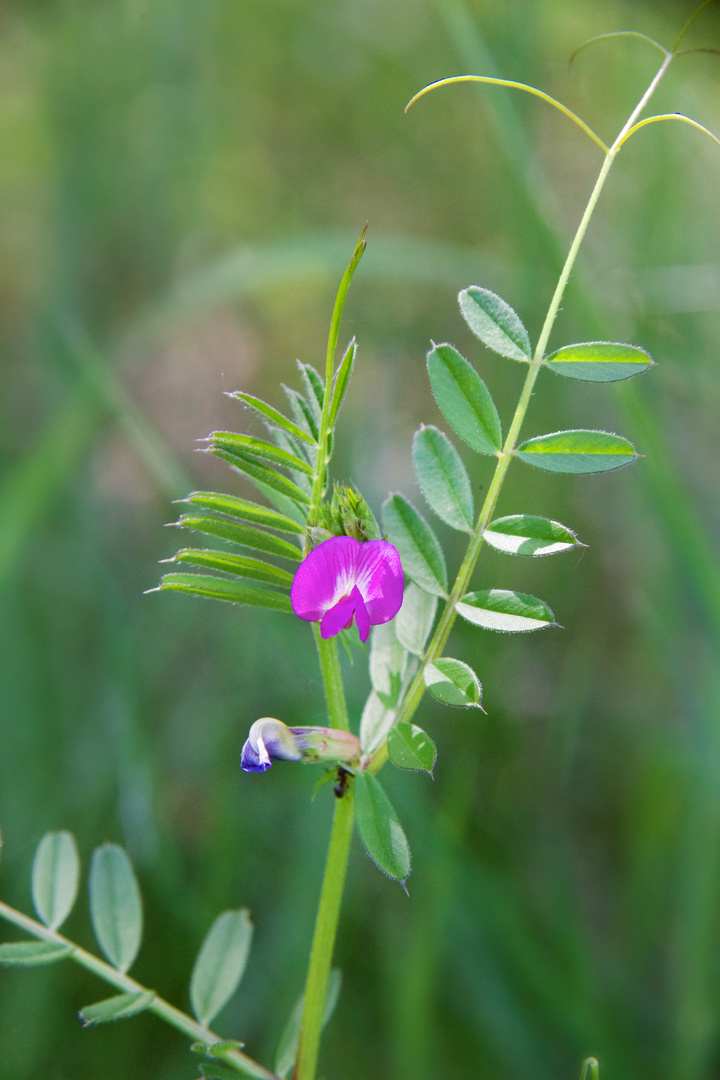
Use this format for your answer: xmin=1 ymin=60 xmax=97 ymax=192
xmin=0 ymin=900 xmax=276 ymax=1080
xmin=313 ymin=627 xmax=350 ymax=731
xmin=369 ymin=51 xmax=673 ymax=771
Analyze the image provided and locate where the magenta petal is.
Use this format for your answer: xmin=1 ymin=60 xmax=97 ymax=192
xmin=291 ymin=536 xmax=363 ymax=622
xmin=353 ymin=591 xmax=371 ymax=642
xmin=354 ymin=540 xmax=404 ymax=625
xmin=321 ymin=588 xmax=359 ymax=639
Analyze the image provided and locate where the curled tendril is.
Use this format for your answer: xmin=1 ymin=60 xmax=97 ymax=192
xmin=673 ymin=0 xmax=719 ymax=54
xmin=405 ymin=75 xmax=608 ymax=153
xmin=569 ymin=31 xmax=670 ymax=69
xmin=615 ymin=112 xmax=720 ymax=153
xmin=674 ymin=47 xmax=720 ymax=60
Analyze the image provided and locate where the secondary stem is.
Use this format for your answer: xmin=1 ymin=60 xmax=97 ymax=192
xmin=369 ymin=51 xmax=673 ymax=771
xmin=0 ymin=900 xmax=276 ymax=1080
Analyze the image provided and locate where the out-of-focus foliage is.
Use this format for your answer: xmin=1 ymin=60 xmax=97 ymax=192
xmin=1 ymin=1 xmax=719 ymax=1078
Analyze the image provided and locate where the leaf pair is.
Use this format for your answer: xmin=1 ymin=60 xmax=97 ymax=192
xmin=381 ymin=492 xmax=558 ymax=632
xmin=455 ymin=284 xmax=652 ymax=472
xmin=460 ymin=284 xmax=654 ymax=383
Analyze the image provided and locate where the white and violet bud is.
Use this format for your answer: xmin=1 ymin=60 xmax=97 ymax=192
xmin=241 ymin=718 xmax=361 ymax=773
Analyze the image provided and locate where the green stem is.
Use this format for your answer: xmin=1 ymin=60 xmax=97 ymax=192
xmin=293 ymin=627 xmax=354 ymax=1080
xmin=294 ymin=786 xmax=355 ymax=1080
xmin=0 ymin=900 xmax=276 ymax=1080
xmin=369 ymin=51 xmax=673 ymax=771
xmin=313 ymin=627 xmax=350 ymax=731
xmin=293 ymin=232 xmax=367 ymax=1079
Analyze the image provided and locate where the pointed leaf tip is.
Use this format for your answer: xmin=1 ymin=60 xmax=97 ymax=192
xmin=157 ymin=573 xmax=293 ymax=611
xmin=517 ymin=429 xmax=638 ymax=474
xmin=424 ymin=657 xmax=483 ymax=708
xmin=387 ymin=724 xmax=437 ymax=773
xmin=354 ymin=772 xmax=411 ymax=883
xmin=484 ymin=514 xmax=582 ymax=556
xmin=80 ymin=990 xmax=155 ymax=1027
xmin=457 ymin=589 xmax=555 ymax=632
xmin=459 ymin=286 xmax=531 ymax=361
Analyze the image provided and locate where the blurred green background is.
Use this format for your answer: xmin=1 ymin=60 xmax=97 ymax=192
xmin=1 ymin=0 xmax=720 ymax=1077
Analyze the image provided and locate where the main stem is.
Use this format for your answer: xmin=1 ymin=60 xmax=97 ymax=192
xmin=294 ymin=231 xmax=368 ymax=1080
xmin=369 ymin=51 xmax=673 ymax=771
xmin=294 ymin=786 xmax=355 ymax=1080
xmin=295 ymin=635 xmax=354 ymax=1080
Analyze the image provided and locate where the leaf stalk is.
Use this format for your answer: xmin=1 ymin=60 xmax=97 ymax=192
xmin=0 ymin=900 xmax=276 ymax=1080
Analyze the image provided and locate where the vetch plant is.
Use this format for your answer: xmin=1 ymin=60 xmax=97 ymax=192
xmin=1 ymin=7 xmax=718 ymax=1079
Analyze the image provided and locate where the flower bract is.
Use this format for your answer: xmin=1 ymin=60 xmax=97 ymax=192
xmin=290 ymin=536 xmax=403 ymax=643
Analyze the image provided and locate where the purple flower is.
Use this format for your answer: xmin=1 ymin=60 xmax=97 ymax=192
xmin=241 ymin=717 xmax=361 ymax=773
xmin=291 ymin=536 xmax=403 ymax=643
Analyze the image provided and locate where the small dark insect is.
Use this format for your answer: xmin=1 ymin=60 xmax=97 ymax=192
xmin=334 ymin=766 xmax=350 ymax=798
